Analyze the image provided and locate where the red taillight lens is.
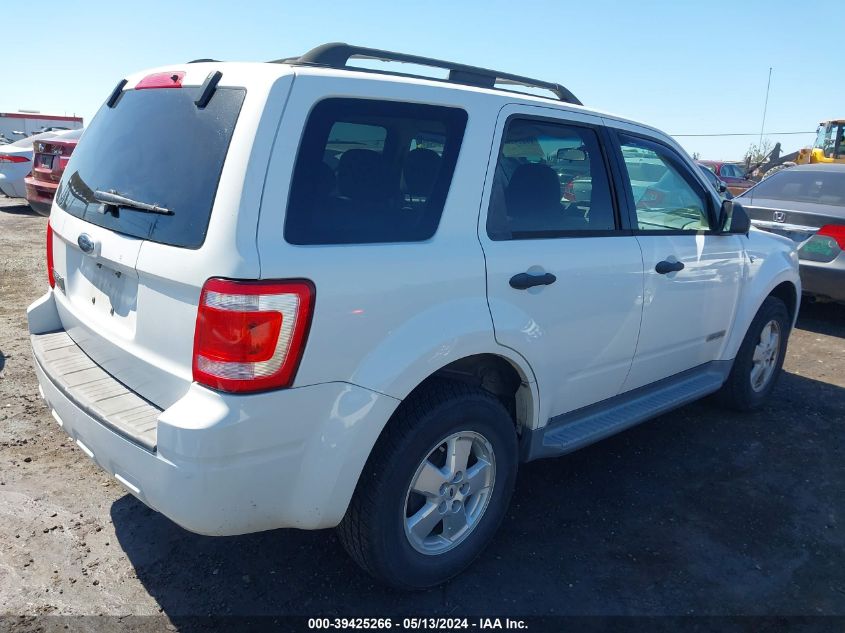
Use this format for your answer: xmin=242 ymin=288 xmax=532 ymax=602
xmin=0 ymin=154 xmax=30 ymax=163
xmin=136 ymin=71 xmax=185 ymax=90
xmin=818 ymin=224 xmax=845 ymax=249
xmin=46 ymin=223 xmax=55 ymax=288
xmin=192 ymin=278 xmax=315 ymax=393
xmin=196 ymin=308 xmax=283 ymax=363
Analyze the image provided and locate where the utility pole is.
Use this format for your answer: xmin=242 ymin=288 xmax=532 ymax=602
xmin=758 ymin=67 xmax=773 ymax=152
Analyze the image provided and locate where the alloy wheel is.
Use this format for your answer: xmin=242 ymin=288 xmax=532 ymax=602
xmin=750 ymin=319 xmax=781 ymax=392
xmin=403 ymin=431 xmax=496 ymax=556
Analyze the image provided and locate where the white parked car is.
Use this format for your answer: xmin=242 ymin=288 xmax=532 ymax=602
xmin=0 ymin=131 xmax=67 ymax=198
xmin=28 ymin=43 xmax=801 ymax=588
xmin=0 ymin=129 xmax=82 ymax=199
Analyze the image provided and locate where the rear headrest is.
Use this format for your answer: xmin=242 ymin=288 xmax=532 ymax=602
xmin=315 ymin=161 xmax=336 ymax=198
xmin=403 ymin=148 xmax=442 ymax=197
xmin=336 ymin=149 xmax=389 ymax=201
xmin=505 ymin=163 xmax=561 ymax=215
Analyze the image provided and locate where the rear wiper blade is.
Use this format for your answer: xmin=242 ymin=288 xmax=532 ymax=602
xmin=94 ymin=189 xmax=173 ymax=215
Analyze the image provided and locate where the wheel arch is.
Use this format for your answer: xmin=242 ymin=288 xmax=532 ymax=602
xmin=768 ymin=280 xmax=799 ymax=327
xmin=722 ymin=267 xmax=800 ymax=361
xmin=406 ymin=352 xmax=538 ymax=434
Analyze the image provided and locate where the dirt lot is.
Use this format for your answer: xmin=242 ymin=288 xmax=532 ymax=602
xmin=1 ymin=197 xmax=844 ymax=623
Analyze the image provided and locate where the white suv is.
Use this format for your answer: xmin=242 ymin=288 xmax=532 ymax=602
xmin=28 ymin=43 xmax=801 ymax=588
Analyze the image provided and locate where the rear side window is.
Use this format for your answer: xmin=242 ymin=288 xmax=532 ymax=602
xmin=486 ymin=118 xmax=616 ymax=240
xmin=56 ymin=87 xmax=246 ymax=249
xmin=284 ymin=98 xmax=467 ymax=245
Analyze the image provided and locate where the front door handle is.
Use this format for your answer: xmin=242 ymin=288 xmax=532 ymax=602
xmin=655 ymin=260 xmax=685 ymax=275
xmin=509 ymin=272 xmax=557 ymax=290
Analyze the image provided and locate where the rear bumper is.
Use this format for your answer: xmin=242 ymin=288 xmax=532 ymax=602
xmin=27 ymin=291 xmax=400 ymax=535
xmin=24 ymin=177 xmax=57 ymax=214
xmin=800 ymin=257 xmax=845 ymax=303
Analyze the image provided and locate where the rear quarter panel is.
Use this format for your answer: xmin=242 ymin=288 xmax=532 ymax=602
xmin=256 ymin=71 xmax=539 ymax=421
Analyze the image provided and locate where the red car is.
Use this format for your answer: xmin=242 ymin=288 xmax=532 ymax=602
xmin=24 ymin=128 xmax=83 ymax=216
xmin=697 ymin=160 xmax=756 ymax=196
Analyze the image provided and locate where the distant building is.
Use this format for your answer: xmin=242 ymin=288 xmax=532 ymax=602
xmin=0 ymin=112 xmax=83 ymax=143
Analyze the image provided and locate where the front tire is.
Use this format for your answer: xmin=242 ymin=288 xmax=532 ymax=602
xmin=717 ymin=296 xmax=790 ymax=411
xmin=337 ymin=379 xmax=518 ymax=589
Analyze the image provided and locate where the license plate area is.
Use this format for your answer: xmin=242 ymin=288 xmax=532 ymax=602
xmin=37 ymin=154 xmax=54 ymax=170
xmin=69 ymin=257 xmax=138 ymax=335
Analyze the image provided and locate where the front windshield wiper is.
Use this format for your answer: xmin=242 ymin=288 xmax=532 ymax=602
xmin=94 ymin=189 xmax=173 ymax=216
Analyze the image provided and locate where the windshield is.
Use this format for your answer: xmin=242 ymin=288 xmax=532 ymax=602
xmin=55 ymin=86 xmax=245 ymax=249
xmin=743 ymin=169 xmax=845 ymax=206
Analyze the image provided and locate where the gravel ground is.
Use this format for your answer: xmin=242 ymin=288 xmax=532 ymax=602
xmin=1 ymin=197 xmax=844 ymax=623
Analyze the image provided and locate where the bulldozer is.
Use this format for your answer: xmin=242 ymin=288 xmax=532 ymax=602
xmin=796 ymin=119 xmax=845 ymax=164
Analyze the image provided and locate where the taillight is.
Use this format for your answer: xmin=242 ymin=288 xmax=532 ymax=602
xmin=47 ymin=223 xmax=55 ymax=288
xmin=562 ymin=180 xmax=576 ymax=202
xmin=818 ymin=224 xmax=845 ymax=249
xmin=192 ymin=278 xmax=315 ymax=393
xmin=798 ymin=224 xmax=845 ymax=263
xmin=0 ymin=155 xmax=30 ymax=163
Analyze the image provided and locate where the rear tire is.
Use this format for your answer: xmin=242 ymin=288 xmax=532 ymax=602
xmin=337 ymin=379 xmax=518 ymax=589
xmin=717 ymin=296 xmax=790 ymax=411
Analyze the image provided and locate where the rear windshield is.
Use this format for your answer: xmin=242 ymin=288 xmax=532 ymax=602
xmin=55 ymin=86 xmax=245 ymax=249
xmin=745 ymin=169 xmax=845 ymax=206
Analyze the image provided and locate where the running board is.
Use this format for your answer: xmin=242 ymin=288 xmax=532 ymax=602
xmin=521 ymin=361 xmax=731 ymax=461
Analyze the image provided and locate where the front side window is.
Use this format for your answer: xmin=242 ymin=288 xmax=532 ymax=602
xmin=285 ymin=99 xmax=467 ymax=245
xmin=486 ymin=119 xmax=616 ymax=240
xmin=619 ymin=136 xmax=710 ymax=232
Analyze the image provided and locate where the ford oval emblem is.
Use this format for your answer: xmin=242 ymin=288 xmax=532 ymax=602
xmin=77 ymin=233 xmax=95 ymax=254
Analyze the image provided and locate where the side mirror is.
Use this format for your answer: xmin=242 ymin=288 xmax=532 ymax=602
xmin=719 ymin=199 xmax=750 ymax=235
xmin=718 ymin=183 xmax=727 ymax=193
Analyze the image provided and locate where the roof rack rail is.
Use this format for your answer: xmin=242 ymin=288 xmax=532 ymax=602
xmin=272 ymin=42 xmax=581 ymax=106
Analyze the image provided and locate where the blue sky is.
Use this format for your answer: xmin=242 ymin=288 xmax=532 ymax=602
xmin=2 ymin=0 xmax=840 ymax=161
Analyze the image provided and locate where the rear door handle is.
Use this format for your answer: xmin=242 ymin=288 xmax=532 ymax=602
xmin=655 ymin=260 xmax=685 ymax=275
xmin=509 ymin=272 xmax=557 ymax=290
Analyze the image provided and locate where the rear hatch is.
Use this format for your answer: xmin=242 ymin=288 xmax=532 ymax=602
xmin=48 ymin=67 xmax=283 ymax=409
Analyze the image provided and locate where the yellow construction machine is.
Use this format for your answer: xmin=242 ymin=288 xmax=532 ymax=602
xmin=796 ymin=120 xmax=845 ymax=164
